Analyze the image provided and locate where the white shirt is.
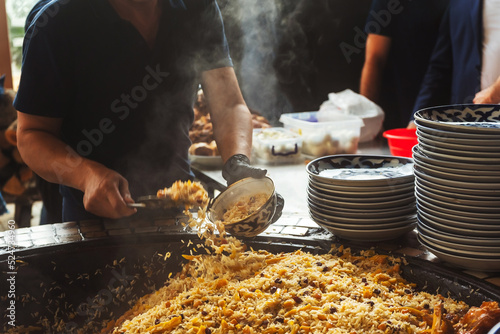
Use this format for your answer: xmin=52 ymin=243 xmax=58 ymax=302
xmin=481 ymin=0 xmax=500 ymax=90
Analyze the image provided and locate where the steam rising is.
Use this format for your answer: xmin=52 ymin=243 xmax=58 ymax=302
xmin=220 ymin=0 xmax=372 ymax=118
xmin=219 ymin=0 xmax=293 ymax=125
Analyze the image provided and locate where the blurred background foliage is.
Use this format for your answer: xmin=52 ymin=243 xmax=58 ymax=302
xmin=6 ymin=0 xmax=37 ymax=69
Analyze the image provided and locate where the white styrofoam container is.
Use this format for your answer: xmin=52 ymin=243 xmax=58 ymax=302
xmin=279 ymin=111 xmax=363 ymax=157
xmin=252 ymin=127 xmax=303 ymax=164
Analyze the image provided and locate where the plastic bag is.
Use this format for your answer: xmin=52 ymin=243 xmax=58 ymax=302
xmin=319 ymin=89 xmax=384 ymax=142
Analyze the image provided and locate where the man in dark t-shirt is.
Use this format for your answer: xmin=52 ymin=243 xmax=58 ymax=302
xmin=15 ymin=0 xmax=265 ymax=222
xmin=360 ymin=0 xmax=449 ymax=130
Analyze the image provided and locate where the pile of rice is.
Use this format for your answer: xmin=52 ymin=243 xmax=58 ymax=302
xmin=102 ymin=181 xmax=498 ymax=334
xmin=103 ymin=243 xmax=472 ymax=334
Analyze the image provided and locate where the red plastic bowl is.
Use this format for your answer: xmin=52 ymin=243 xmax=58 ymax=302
xmin=383 ymin=128 xmax=418 ymax=158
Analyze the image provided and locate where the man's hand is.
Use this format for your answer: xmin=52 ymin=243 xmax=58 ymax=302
xmin=473 ymin=85 xmax=500 ymax=104
xmin=407 ymin=120 xmax=416 ymax=129
xmin=222 ymin=154 xmax=267 ymax=185
xmin=474 ymin=76 xmax=500 ymax=104
xmin=82 ymin=165 xmax=137 ymax=219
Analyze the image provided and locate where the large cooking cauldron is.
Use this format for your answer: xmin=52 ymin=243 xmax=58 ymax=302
xmin=2 ymin=231 xmax=500 ymax=333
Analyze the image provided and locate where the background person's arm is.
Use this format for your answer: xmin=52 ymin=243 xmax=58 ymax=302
xmin=474 ymin=75 xmax=500 ymax=104
xmin=360 ymin=33 xmax=392 ymax=104
xmin=16 ymin=112 xmax=136 ymax=219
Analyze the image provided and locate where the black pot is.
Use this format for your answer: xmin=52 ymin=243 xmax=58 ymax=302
xmin=1 ymin=232 xmax=500 ymax=333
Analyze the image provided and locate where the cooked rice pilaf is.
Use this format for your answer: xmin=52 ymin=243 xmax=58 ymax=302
xmin=157 ymin=180 xmax=209 ymax=208
xmin=105 ymin=240 xmax=494 ymax=334
xmin=103 ymin=181 xmax=500 ymax=334
xmin=222 ymin=193 xmax=269 ymax=223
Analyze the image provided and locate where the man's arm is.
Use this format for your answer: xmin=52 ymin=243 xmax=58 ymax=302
xmin=16 ymin=112 xmax=136 ymax=219
xmin=473 ymin=75 xmax=500 ymax=104
xmin=201 ymin=67 xmax=253 ymax=163
xmin=360 ymin=33 xmax=392 ymax=104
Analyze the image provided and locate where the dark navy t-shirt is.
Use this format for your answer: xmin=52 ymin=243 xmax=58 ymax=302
xmin=364 ymin=0 xmax=449 ymax=129
xmin=15 ymin=0 xmax=232 ymax=221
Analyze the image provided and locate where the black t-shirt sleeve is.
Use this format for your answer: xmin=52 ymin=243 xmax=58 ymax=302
xmin=365 ymin=0 xmax=393 ymax=37
xmin=14 ymin=5 xmax=74 ymax=118
xmin=191 ymin=0 xmax=233 ymax=72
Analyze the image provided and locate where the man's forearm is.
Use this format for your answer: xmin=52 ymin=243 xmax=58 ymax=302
xmin=17 ymin=129 xmax=100 ymax=191
xmin=212 ymin=103 xmax=253 ymax=162
xmin=360 ymin=62 xmax=383 ymax=104
xmin=360 ymin=34 xmax=391 ymax=104
xmin=201 ymin=67 xmax=253 ymax=163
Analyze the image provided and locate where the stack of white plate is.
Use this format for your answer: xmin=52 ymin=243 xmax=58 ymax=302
xmin=306 ymin=155 xmax=416 ymax=242
xmin=413 ymin=104 xmax=500 ymax=271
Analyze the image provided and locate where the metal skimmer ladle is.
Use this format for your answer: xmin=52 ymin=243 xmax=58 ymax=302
xmin=127 ymin=195 xmax=179 ymax=209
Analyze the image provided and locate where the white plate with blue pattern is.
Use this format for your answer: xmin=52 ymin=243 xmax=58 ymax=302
xmin=308 ymin=188 xmax=415 ymax=210
xmin=418 ymin=235 xmax=500 ymax=271
xmin=415 ymin=144 xmax=500 ymax=165
xmin=312 ymin=216 xmax=416 ymax=242
xmin=307 ymin=155 xmax=414 ymax=187
xmin=417 ymin=199 xmax=500 ymax=226
xmin=308 ymin=199 xmax=416 ymax=223
xmin=414 ymin=104 xmax=500 ymax=134
xmin=412 ymin=151 xmax=500 ymax=178
xmin=417 ymin=220 xmax=500 ymax=247
xmin=417 ymin=129 xmax=500 ymax=150
xmin=308 ymin=208 xmax=416 ymax=229
xmin=414 ymin=168 xmax=500 ymax=192
xmin=308 ymin=176 xmax=414 ymax=193
xmin=418 ymin=231 xmax=500 ymax=254
xmin=415 ymin=180 xmax=500 ymax=207
xmin=414 ymin=157 xmax=500 ymax=183
xmin=418 ymin=140 xmax=500 ymax=159
xmin=412 ymin=146 xmax=500 ymax=172
xmin=416 ymin=205 xmax=500 ymax=231
xmin=307 ymin=184 xmax=414 ymax=204
xmin=416 ymin=120 xmax=500 ymax=140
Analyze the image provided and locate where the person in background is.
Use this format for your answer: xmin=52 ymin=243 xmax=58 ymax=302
xmin=411 ymin=0 xmax=500 ymax=126
xmin=274 ymin=0 xmax=372 ymax=113
xmin=0 ymin=75 xmax=15 ymax=218
xmin=360 ymin=0 xmax=449 ymax=130
xmin=15 ymin=0 xmax=266 ymax=222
